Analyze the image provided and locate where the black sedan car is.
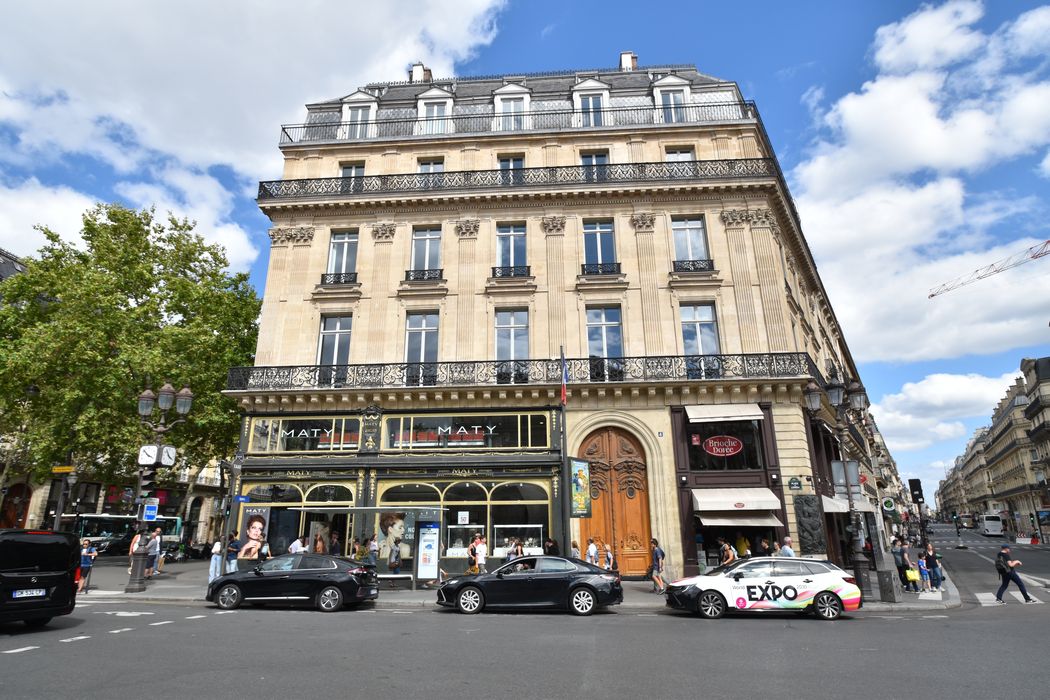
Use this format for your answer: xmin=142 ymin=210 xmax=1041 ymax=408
xmin=206 ymin=553 xmax=378 ymax=612
xmin=437 ymin=555 xmax=622 ymax=615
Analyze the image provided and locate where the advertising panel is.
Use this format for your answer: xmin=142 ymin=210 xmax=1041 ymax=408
xmin=417 ymin=522 xmax=440 ymax=581
xmin=570 ymin=457 xmax=591 ymax=518
xmin=238 ymin=505 xmax=271 ymax=561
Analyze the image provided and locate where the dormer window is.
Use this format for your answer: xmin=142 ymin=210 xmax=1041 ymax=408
xmin=416 ymin=87 xmax=455 ymax=135
xmin=652 ymin=75 xmax=692 ymax=125
xmin=572 ymin=79 xmax=612 ymax=128
xmin=339 ymin=91 xmax=378 ymax=140
xmin=493 ymin=83 xmax=532 ymax=132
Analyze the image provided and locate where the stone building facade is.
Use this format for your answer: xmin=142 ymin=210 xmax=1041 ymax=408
xmin=226 ymin=53 xmax=897 ymax=577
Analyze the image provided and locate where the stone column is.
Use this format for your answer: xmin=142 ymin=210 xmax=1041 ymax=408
xmin=630 ymin=212 xmax=664 ymax=356
xmin=265 ymin=226 xmax=316 ymax=364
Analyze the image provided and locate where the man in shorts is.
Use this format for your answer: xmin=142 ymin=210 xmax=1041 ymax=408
xmin=145 ymin=528 xmax=161 ymax=579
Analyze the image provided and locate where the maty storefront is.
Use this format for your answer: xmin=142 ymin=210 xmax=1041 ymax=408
xmin=236 ymin=407 xmax=563 ymax=574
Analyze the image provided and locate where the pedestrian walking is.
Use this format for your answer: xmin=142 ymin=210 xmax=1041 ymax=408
xmin=128 ymin=529 xmax=142 ymax=574
xmin=585 ymin=538 xmax=598 ymax=565
xmin=145 ymin=528 xmax=161 ymax=579
xmin=570 ymin=540 xmax=581 ymax=559
xmin=153 ymin=528 xmax=165 ymax=574
xmin=891 ymin=539 xmax=907 ymax=588
xmin=779 ymin=537 xmax=796 ymax=557
xmin=209 ymin=537 xmax=223 ymax=582
xmin=603 ymin=542 xmax=615 ymax=570
xmin=543 ymin=536 xmax=560 ymax=556
xmin=467 ymin=533 xmax=479 ymax=574
xmin=477 ymin=536 xmax=488 ymax=573
xmin=79 ymin=539 xmax=97 ymax=593
xmin=754 ymin=537 xmax=772 ymax=557
xmin=924 ymin=543 xmax=942 ymax=592
xmin=900 ymin=541 xmax=919 ymax=592
xmin=225 ymin=532 xmax=240 ymax=573
xmin=772 ymin=541 xmax=782 ymax=557
xmin=995 ymin=544 xmax=1035 ymax=604
xmin=368 ymin=533 xmax=379 ymax=566
xmin=388 ymin=537 xmax=402 ymax=586
xmin=650 ymin=538 xmax=666 ymax=594
xmin=718 ymin=537 xmax=736 ymax=566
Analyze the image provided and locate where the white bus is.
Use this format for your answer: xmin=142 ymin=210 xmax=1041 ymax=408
xmin=58 ymin=514 xmax=183 ymax=552
xmin=980 ymin=514 xmax=1004 ymax=537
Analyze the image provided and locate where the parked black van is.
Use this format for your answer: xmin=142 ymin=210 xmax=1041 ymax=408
xmin=0 ymin=529 xmax=79 ymax=627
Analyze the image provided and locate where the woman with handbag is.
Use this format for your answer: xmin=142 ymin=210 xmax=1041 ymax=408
xmin=901 ymin=541 xmax=920 ymax=592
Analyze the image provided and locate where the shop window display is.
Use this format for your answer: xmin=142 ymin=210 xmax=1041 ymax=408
xmin=686 ymin=419 xmax=765 ymax=471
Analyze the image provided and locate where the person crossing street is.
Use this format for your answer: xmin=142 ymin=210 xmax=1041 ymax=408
xmin=995 ymin=543 xmax=1036 ymax=605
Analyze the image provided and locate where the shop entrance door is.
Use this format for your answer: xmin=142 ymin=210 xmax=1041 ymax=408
xmin=577 ymin=427 xmax=651 ymax=576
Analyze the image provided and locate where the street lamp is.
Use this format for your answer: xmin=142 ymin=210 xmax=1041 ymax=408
xmin=126 ymin=380 xmax=193 ymax=594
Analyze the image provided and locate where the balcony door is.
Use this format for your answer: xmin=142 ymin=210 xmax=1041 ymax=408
xmin=586 ymin=306 xmax=624 ymax=381
xmin=495 ymin=310 xmax=529 ymax=384
xmin=405 ymin=312 xmax=439 ymax=385
xmin=317 ymin=315 xmax=352 ymax=386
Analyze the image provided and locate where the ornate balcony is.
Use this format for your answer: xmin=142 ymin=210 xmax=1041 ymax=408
xmin=226 ymin=352 xmax=815 ymax=391
xmin=257 ymin=158 xmax=775 ymax=203
xmin=491 ymin=265 xmax=531 ymax=278
xmin=280 ymin=102 xmax=758 ymax=146
xmin=405 ymin=269 xmax=443 ymax=282
xmin=581 ymin=263 xmax=621 ymax=275
xmin=320 ymin=272 xmax=358 ymax=285
xmin=672 ymin=259 xmax=715 ymax=273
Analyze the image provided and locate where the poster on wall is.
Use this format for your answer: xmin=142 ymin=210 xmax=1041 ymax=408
xmin=417 ymin=522 xmax=440 ymax=581
xmin=570 ymin=458 xmax=591 ymax=518
xmin=377 ymin=511 xmax=414 ymax=562
xmin=308 ymin=520 xmax=331 ymax=552
xmin=237 ymin=505 xmax=270 ymax=561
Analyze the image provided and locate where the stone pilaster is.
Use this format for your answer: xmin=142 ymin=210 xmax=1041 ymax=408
xmin=630 ymin=212 xmax=663 ymax=355
xmin=456 ymin=220 xmax=480 ymax=355
xmin=720 ymin=210 xmax=763 ymax=352
xmin=749 ymin=209 xmax=791 ymax=352
xmin=543 ymin=215 xmax=567 ymax=356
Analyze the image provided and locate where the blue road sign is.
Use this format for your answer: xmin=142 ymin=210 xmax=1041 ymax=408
xmin=143 ymin=503 xmax=158 ymax=521
xmin=234 ymin=495 xmax=250 ymax=503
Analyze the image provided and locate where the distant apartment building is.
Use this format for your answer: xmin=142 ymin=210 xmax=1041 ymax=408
xmin=226 ymin=52 xmax=900 ymax=576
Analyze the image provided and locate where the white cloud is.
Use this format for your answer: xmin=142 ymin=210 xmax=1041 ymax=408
xmin=870 ymin=370 xmax=1018 ymax=451
xmin=0 ymin=178 xmax=96 ymax=256
xmin=794 ymin=1 xmax=1050 ymax=362
xmin=872 ymin=0 xmax=985 ymax=73
xmin=0 ymin=1 xmax=505 ymax=179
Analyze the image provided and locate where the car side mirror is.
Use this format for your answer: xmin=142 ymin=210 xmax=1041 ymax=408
xmin=253 ymin=565 xmax=263 ymax=575
xmin=732 ymin=573 xmax=743 ymax=581
xmin=496 ymin=571 xmax=504 ymax=579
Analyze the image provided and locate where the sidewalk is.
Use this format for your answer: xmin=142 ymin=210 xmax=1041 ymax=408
xmin=81 ymin=560 xmax=959 ymax=612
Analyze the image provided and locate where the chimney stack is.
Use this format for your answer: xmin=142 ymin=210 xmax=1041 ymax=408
xmin=619 ymin=51 xmax=637 ymax=71
xmin=409 ymin=62 xmax=428 ymax=82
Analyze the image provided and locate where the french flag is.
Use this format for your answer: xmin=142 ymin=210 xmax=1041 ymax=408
xmin=560 ymin=348 xmax=568 ymax=405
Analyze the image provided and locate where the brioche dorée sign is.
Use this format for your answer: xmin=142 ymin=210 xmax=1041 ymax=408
xmin=702 ymin=435 xmax=744 ymax=457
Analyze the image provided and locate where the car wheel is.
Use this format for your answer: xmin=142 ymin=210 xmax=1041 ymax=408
xmin=697 ymin=590 xmax=727 ymax=619
xmin=814 ymin=591 xmax=842 ymax=621
xmin=317 ymin=586 xmax=343 ymax=612
xmin=216 ymin=583 xmax=243 ymax=610
xmin=23 ymin=617 xmax=52 ymax=628
xmin=456 ymin=586 xmax=484 ymax=614
xmin=570 ymin=587 xmax=596 ymax=616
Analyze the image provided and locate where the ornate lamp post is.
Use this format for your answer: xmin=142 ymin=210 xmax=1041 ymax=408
xmin=126 ymin=382 xmax=193 ymax=593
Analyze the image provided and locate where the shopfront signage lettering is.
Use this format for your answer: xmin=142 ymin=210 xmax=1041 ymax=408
xmin=746 ymin=584 xmax=798 ymax=602
xmin=282 ymin=428 xmax=333 ymax=439
xmin=437 ymin=425 xmax=498 ymax=436
xmin=702 ymin=436 xmax=743 ymax=457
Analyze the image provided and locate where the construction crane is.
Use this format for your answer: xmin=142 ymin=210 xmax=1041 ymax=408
xmin=928 ymin=238 xmax=1050 ymax=298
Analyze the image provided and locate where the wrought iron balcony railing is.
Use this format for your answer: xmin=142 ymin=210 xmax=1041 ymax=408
xmin=405 ymin=268 xmax=443 ymax=282
xmin=581 ymin=263 xmax=622 ymax=275
xmin=226 ymin=352 xmax=815 ymax=391
xmin=280 ymin=101 xmax=758 ymax=145
xmin=320 ymin=272 xmax=359 ymax=285
xmin=672 ymin=259 xmax=715 ymax=273
xmin=257 ymin=158 xmax=775 ymax=202
xmin=491 ymin=265 xmax=531 ymax=278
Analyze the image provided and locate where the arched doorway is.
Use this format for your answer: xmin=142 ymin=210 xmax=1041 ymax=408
xmin=0 ymin=483 xmax=32 ymax=529
xmin=577 ymin=427 xmax=651 ymax=576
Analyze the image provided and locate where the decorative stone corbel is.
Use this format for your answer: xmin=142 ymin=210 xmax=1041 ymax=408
xmin=268 ymin=226 xmax=315 ymax=245
xmin=372 ymin=222 xmax=397 ymax=241
xmin=455 ymin=219 xmax=480 ymax=238
xmin=541 ymin=215 xmax=566 ymax=235
xmin=629 ymin=213 xmax=656 ymax=232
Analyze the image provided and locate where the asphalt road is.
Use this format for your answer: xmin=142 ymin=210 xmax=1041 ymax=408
xmin=927 ymin=523 xmax=1050 ymax=603
xmin=4 ymin=584 xmax=1049 ymax=700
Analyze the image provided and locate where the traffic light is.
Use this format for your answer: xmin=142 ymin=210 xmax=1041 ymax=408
xmin=1030 ymin=513 xmax=1037 ymax=528
xmin=140 ymin=466 xmax=156 ymax=498
xmin=908 ymin=478 xmax=925 ymax=504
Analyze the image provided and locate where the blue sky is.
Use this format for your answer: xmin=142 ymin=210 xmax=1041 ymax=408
xmin=1 ymin=1 xmax=1048 ymax=495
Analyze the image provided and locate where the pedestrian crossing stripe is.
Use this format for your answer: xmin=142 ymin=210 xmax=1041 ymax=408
xmin=975 ymin=592 xmax=1043 ymax=606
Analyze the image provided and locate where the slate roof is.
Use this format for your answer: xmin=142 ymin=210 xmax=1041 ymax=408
xmin=0 ymin=247 xmax=26 ymax=282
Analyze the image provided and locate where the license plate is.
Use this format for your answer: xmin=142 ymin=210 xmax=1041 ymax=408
xmin=369 ymin=588 xmax=377 ymax=595
xmin=13 ymin=588 xmax=46 ymax=599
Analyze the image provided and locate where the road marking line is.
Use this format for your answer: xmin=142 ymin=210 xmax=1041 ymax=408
xmin=637 ymin=613 xmax=658 ymax=616
xmin=185 ymin=615 xmax=206 ymax=619
xmin=149 ymin=621 xmax=174 ymax=626
xmin=3 ymin=646 xmax=39 ymax=654
xmin=921 ymin=615 xmax=949 ymax=619
xmin=386 ymin=610 xmax=414 ymax=614
xmin=109 ymin=628 xmax=133 ymax=634
xmin=213 ymin=611 xmax=237 ymax=615
xmin=975 ymin=592 xmax=998 ymax=606
xmin=60 ymin=636 xmax=91 ymax=643
xmin=1010 ymin=592 xmax=1043 ymax=604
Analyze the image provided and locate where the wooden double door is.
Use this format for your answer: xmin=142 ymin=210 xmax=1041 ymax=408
xmin=577 ymin=427 xmax=652 ymax=576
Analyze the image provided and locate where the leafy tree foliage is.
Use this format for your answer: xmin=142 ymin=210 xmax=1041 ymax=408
xmin=0 ymin=204 xmax=260 ymax=486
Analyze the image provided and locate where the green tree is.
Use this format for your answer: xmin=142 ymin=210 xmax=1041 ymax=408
xmin=0 ymin=204 xmax=260 ymax=489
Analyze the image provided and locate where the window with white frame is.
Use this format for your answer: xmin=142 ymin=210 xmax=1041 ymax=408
xmin=499 ymin=155 xmax=524 ymax=170
xmin=665 ymin=147 xmax=695 ymax=162
xmin=318 ymin=316 xmax=353 ymax=365
xmin=339 ymin=93 xmax=377 ymax=139
xmin=345 ymin=106 xmax=371 ymax=139
xmin=411 ymin=227 xmax=442 ymax=271
xmin=583 ymin=220 xmax=615 ymax=266
xmin=496 ymin=224 xmax=526 ymax=269
xmin=341 ymin=163 xmax=365 ymax=178
xmin=421 ymin=101 xmax=450 ymax=134
xmin=418 ymin=158 xmax=444 ymax=174
xmin=495 ymin=310 xmax=529 ymax=362
xmin=579 ymin=94 xmax=604 ymax=127
xmin=586 ymin=306 xmax=624 ymax=381
xmin=327 ymin=231 xmax=359 ymax=275
xmin=500 ymin=97 xmax=526 ymax=131
xmin=681 ymin=304 xmax=720 ymax=355
xmin=671 ymin=217 xmax=709 ymax=261
xmin=405 ymin=312 xmax=439 ymax=385
xmin=660 ymin=89 xmax=686 ymax=123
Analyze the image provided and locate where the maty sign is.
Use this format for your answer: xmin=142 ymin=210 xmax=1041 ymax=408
xmin=702 ymin=436 xmax=743 ymax=457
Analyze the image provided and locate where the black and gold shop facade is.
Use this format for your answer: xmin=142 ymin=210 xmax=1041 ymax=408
xmin=233 ymin=405 xmax=565 ymax=571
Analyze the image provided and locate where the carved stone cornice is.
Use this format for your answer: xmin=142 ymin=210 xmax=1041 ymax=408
xmin=455 ymin=219 xmax=480 ymax=238
xmin=372 ymin=222 xmax=397 ymax=241
xmin=541 ymin=215 xmax=566 ymax=235
xmin=268 ymin=226 xmax=315 ymax=245
xmin=630 ymin=213 xmax=656 ymax=232
xmin=720 ymin=208 xmax=779 ymax=232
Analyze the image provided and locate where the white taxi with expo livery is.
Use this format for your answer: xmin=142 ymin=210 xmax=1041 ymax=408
xmin=665 ymin=557 xmax=862 ymax=621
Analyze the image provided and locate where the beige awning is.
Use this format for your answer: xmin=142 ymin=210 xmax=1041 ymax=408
xmin=692 ymin=487 xmax=781 ymax=511
xmin=685 ymin=404 xmax=764 ymax=423
xmin=821 ymin=495 xmax=875 ymax=513
xmin=699 ymin=513 xmax=785 ymax=528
